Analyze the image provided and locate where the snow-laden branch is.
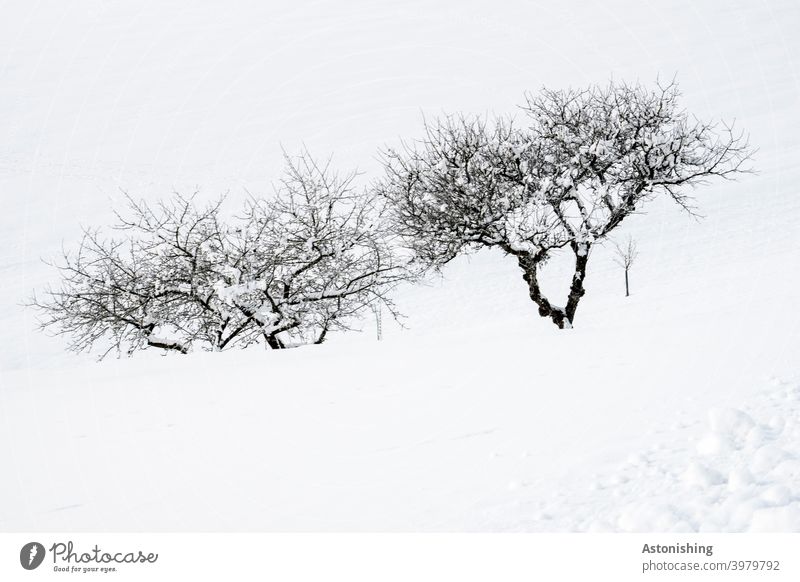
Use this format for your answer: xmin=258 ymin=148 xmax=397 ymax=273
xmin=378 ymin=79 xmax=753 ymax=328
xmin=31 ymin=151 xmax=415 ymax=358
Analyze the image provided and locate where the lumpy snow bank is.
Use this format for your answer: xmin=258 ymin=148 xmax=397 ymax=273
xmin=510 ymin=377 xmax=800 ymax=532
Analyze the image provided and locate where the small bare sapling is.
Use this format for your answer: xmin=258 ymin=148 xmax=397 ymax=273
xmin=613 ymin=236 xmax=638 ymax=297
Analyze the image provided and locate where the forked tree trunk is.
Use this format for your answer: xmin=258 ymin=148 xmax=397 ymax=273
xmin=516 ymin=242 xmax=590 ymax=329
xmin=265 ymin=334 xmax=286 ymax=349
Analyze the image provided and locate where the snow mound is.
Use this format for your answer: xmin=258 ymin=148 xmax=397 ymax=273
xmin=507 ymin=378 xmax=800 ymax=532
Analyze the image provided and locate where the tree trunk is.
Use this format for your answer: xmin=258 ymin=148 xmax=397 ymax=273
xmin=314 ymin=324 xmax=330 ymax=345
xmin=265 ymin=334 xmax=285 ymax=349
xmin=624 ymin=268 xmax=629 ymax=297
xmin=146 ymin=337 xmax=189 ymax=354
xmin=516 ymin=242 xmax=590 ymax=329
xmin=516 ymin=253 xmax=568 ymax=329
xmin=143 ymin=323 xmax=189 ymax=353
xmin=564 ymin=242 xmax=590 ymax=325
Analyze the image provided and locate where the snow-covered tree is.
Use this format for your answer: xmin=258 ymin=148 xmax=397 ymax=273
xmin=379 ymin=80 xmax=753 ymax=328
xmin=238 ymin=152 xmax=408 ymax=347
xmin=33 ymin=152 xmax=409 ymax=358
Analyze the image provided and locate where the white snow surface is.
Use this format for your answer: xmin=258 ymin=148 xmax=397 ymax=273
xmin=1 ymin=0 xmax=799 ymax=531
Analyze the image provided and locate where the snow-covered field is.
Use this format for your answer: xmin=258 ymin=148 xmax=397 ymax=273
xmin=1 ymin=0 xmax=799 ymax=531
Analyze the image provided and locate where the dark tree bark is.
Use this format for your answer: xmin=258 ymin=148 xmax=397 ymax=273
xmin=516 ymin=254 xmax=567 ymax=329
xmin=264 ymin=334 xmax=286 ymax=350
xmin=146 ymin=337 xmax=189 ymax=354
xmin=564 ymin=242 xmax=589 ymax=326
xmin=515 ymin=243 xmax=589 ymax=329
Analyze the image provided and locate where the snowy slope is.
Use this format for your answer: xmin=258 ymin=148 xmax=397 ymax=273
xmin=1 ymin=0 xmax=799 ymax=531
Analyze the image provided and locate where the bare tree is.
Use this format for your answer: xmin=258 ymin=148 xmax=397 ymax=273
xmin=379 ymin=80 xmax=753 ymax=328
xmin=613 ymin=236 xmax=638 ymax=297
xmin=32 ymin=151 xmax=411 ymax=358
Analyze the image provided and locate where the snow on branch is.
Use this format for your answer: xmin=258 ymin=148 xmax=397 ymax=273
xmin=31 ymin=151 xmax=414 ymax=358
xmin=378 ymin=79 xmax=753 ymax=328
